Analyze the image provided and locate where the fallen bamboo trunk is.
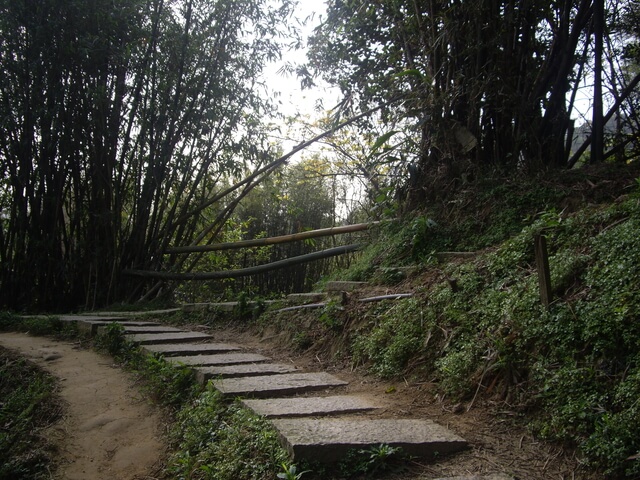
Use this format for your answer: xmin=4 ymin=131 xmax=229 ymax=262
xmin=124 ymin=244 xmax=361 ymax=280
xmin=358 ymin=293 xmax=414 ymax=303
xmin=165 ymin=222 xmax=380 ymax=254
xmin=275 ymin=303 xmax=327 ymax=313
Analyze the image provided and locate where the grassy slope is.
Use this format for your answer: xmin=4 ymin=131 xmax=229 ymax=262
xmin=306 ymin=164 xmax=640 ymax=478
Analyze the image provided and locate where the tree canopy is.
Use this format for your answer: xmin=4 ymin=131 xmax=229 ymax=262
xmin=307 ymin=0 xmax=640 ymax=204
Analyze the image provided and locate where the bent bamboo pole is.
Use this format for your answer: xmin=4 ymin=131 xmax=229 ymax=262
xmin=124 ymin=244 xmax=361 ymax=280
xmin=165 ymin=222 xmax=379 ymax=254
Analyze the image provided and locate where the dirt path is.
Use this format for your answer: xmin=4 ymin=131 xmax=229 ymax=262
xmin=0 ymin=332 xmax=166 ymax=480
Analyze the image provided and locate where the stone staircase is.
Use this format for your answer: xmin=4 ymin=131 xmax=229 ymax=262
xmin=57 ymin=310 xmax=513 ymax=479
xmin=180 ymin=280 xmax=414 ymax=314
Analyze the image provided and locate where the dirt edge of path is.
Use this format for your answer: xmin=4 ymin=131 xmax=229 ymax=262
xmin=0 ymin=332 xmax=167 ymax=480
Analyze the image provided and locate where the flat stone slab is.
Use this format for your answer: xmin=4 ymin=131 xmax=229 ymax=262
xmin=434 ymin=476 xmax=514 ymax=480
xmin=142 ymin=343 xmax=240 ymax=357
xmin=286 ymin=292 xmax=326 ymax=302
xmin=85 ymin=308 xmax=181 ymax=316
xmin=93 ymin=325 xmax=180 ymax=336
xmin=195 ymin=363 xmax=298 ymax=383
xmin=168 ymin=352 xmax=269 ymax=366
xmin=272 ymin=418 xmax=467 ymax=463
xmin=212 ymin=372 xmax=348 ymax=398
xmin=242 ymin=395 xmax=379 ymax=418
xmin=57 ymin=315 xmax=125 ymax=322
xmin=76 ymin=320 xmax=161 ymax=335
xmin=125 ymin=331 xmax=211 ymax=345
xmin=103 ymin=325 xmax=182 ymax=334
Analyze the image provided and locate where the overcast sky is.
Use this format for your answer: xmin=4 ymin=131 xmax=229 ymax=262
xmin=264 ymin=3 xmax=339 ymax=117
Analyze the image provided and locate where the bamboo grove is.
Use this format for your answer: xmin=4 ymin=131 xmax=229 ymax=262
xmin=0 ymin=0 xmax=300 ymax=310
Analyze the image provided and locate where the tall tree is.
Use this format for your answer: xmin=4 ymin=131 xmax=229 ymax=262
xmin=307 ymin=0 xmax=601 ymax=203
xmin=0 ymin=0 xmax=295 ymax=311
xmin=233 ymin=158 xmax=339 ymax=294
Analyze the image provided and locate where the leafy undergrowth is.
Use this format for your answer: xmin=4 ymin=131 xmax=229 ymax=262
xmin=0 ymin=346 xmax=62 ymax=479
xmin=167 ymin=387 xmax=290 ymax=480
xmin=268 ymin=168 xmax=640 ymax=478
xmin=0 ymin=312 xmax=78 ymax=338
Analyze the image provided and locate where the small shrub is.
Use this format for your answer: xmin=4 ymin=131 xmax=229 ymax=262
xmin=0 ymin=348 xmax=61 ymax=479
xmin=277 ymin=463 xmax=310 ymax=480
xmin=318 ymin=301 xmax=344 ymax=331
xmin=0 ymin=313 xmax=74 ymax=337
xmin=338 ymin=444 xmax=406 ymax=477
xmin=352 ymin=298 xmax=429 ymax=378
xmin=94 ymin=322 xmax=130 ymax=357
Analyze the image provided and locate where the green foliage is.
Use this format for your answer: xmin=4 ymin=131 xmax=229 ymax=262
xmin=0 ymin=348 xmax=61 ymax=479
xmin=0 ymin=0 xmax=297 ymax=311
xmin=352 ymin=298 xmax=429 ymax=378
xmin=291 ymin=331 xmax=313 ymax=352
xmin=0 ymin=311 xmax=18 ymax=330
xmin=167 ymin=386 xmax=289 ymax=480
xmin=277 ymin=463 xmax=310 ymax=480
xmin=94 ymin=323 xmax=131 ymax=358
xmin=137 ymin=354 xmax=199 ymax=408
xmin=338 ymin=444 xmax=406 ymax=477
xmin=318 ymin=301 xmax=344 ymax=331
xmin=0 ymin=313 xmax=76 ymax=338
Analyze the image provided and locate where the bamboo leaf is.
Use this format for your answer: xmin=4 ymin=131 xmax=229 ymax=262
xmin=371 ymin=131 xmax=399 ymax=154
xmin=393 ymin=69 xmax=424 ymax=80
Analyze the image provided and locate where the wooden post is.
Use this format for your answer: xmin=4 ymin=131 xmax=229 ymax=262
xmin=535 ymin=234 xmax=552 ymax=308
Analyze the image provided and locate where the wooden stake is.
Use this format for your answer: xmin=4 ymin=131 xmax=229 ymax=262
xmin=535 ymin=234 xmax=552 ymax=308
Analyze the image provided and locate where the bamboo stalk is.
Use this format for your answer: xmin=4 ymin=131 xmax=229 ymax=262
xmin=165 ymin=222 xmax=379 ymax=254
xmin=124 ymin=244 xmax=361 ymax=280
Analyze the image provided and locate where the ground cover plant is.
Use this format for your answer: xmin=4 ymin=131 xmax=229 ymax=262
xmin=0 ymin=346 xmax=62 ymax=479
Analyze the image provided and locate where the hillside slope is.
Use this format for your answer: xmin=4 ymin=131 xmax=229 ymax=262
xmin=254 ymin=164 xmax=640 ymax=478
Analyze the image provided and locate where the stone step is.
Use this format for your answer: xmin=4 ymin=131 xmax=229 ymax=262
xmin=285 ymin=292 xmax=326 ymax=303
xmin=167 ymin=352 xmax=270 ymax=367
xmin=182 ymin=301 xmax=276 ymax=313
xmin=125 ymin=331 xmax=211 ymax=345
xmin=324 ymin=281 xmax=369 ymax=292
xmin=83 ymin=308 xmax=181 ymax=316
xmin=433 ymin=475 xmax=514 ymax=480
xmin=57 ymin=315 xmax=125 ymax=322
xmin=272 ymin=418 xmax=468 ymax=463
xmin=142 ymin=343 xmax=240 ymax=357
xmin=241 ymin=395 xmax=379 ymax=418
xmin=212 ymin=372 xmax=348 ymax=398
xmin=195 ymin=363 xmax=298 ymax=383
xmin=77 ymin=320 xmax=161 ymax=336
xmin=97 ymin=325 xmax=182 ymax=335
